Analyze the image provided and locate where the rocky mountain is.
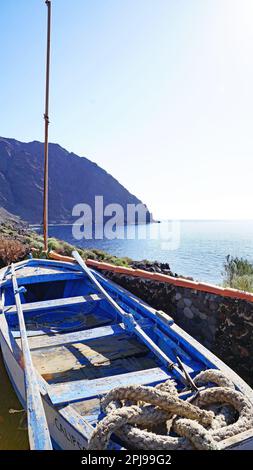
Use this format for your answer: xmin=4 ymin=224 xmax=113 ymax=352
xmin=0 ymin=207 xmax=27 ymax=228
xmin=0 ymin=137 xmax=152 ymax=225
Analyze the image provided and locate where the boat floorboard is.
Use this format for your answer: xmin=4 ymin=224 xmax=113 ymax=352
xmin=31 ymin=333 xmax=158 ymax=384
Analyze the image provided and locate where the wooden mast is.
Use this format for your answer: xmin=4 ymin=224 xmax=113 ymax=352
xmin=43 ymin=0 xmax=51 ymax=251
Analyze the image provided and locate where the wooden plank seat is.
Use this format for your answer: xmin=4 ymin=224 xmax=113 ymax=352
xmin=5 ymin=293 xmax=106 ymax=314
xmin=1 ymin=271 xmax=84 ymax=288
xmin=48 ymin=367 xmax=171 ymax=405
xmin=21 ymin=323 xmax=126 ymax=349
xmin=12 ymin=310 xmax=114 ymax=338
xmin=19 ymin=319 xmax=152 ymax=349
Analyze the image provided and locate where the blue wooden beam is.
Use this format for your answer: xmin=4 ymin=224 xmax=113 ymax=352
xmin=26 ymin=323 xmax=126 ymax=350
xmin=5 ymin=293 xmax=105 ymax=315
xmin=48 ymin=367 xmax=171 ymax=405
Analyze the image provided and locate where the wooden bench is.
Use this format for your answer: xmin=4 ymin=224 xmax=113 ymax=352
xmin=48 ymin=367 xmax=171 ymax=405
xmin=5 ymin=293 xmax=106 ymax=314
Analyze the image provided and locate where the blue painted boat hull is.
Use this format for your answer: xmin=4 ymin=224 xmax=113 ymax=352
xmin=1 ymin=259 xmax=253 ymax=450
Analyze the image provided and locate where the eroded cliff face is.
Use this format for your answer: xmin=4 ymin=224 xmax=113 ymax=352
xmin=0 ymin=137 xmax=152 ymax=224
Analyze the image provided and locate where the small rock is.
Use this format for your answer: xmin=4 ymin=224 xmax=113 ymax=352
xmin=191 ymin=306 xmax=200 ymax=316
xmin=208 ymin=315 xmax=216 ymax=325
xmin=184 ymin=298 xmax=192 ymax=307
xmin=177 ymin=299 xmax=185 ymax=309
xmin=199 ymin=311 xmax=207 ymax=320
xmin=184 ymin=307 xmax=194 ymax=319
xmin=209 ymin=324 xmax=217 ymax=336
xmin=163 ymin=269 xmax=172 ymax=275
xmin=238 ymin=346 xmax=250 ymax=358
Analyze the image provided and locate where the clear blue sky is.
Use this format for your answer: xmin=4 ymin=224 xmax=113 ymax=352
xmin=1 ymin=0 xmax=253 ymax=220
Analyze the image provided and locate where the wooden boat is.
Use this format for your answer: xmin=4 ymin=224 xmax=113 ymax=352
xmin=0 ymin=252 xmax=253 ymax=450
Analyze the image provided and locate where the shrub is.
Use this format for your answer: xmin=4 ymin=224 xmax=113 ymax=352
xmin=31 ymin=240 xmax=44 ymax=251
xmin=91 ymin=249 xmax=106 ymax=260
xmin=0 ymin=238 xmax=29 ymax=267
xmin=223 ymin=255 xmax=253 ymax=292
xmin=228 ymin=274 xmax=253 ymax=292
xmin=59 ymin=242 xmax=76 ymax=256
xmin=47 ymin=238 xmax=62 ymax=252
xmin=82 ymin=250 xmax=97 ymax=260
xmin=107 ymin=256 xmax=130 ymax=267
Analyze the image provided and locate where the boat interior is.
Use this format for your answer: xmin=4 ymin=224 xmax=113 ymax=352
xmin=0 ymin=261 xmax=217 ymax=437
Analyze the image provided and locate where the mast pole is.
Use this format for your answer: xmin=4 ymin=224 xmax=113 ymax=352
xmin=43 ymin=0 xmax=51 ymax=251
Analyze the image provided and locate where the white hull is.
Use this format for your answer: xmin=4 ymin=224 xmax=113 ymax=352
xmin=2 ymin=327 xmax=253 ymax=450
xmin=1 ymin=259 xmax=253 ymax=450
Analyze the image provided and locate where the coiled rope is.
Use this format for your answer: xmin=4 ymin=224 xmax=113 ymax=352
xmin=88 ymin=369 xmax=253 ymax=450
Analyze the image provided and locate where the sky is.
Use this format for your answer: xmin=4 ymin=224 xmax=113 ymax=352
xmin=1 ymin=0 xmax=253 ymax=220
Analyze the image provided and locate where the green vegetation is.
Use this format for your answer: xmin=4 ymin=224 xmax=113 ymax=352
xmin=223 ymin=255 xmax=253 ymax=292
xmin=0 ymin=221 xmax=132 ymax=268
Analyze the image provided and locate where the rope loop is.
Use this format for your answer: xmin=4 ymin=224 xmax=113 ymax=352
xmin=87 ymin=369 xmax=253 ymax=450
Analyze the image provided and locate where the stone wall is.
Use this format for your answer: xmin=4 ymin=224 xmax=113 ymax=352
xmin=102 ymin=271 xmax=253 ymax=387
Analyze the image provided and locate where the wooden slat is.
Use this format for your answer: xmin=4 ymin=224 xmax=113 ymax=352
xmin=222 ymin=429 xmax=253 ymax=450
xmin=24 ymin=323 xmax=125 ymax=350
xmin=43 ymin=354 xmax=158 ymax=385
xmin=48 ymin=367 xmax=171 ymax=405
xmin=11 ymin=311 xmax=113 ymax=339
xmin=5 ymin=293 xmax=105 ymax=314
xmin=61 ymin=404 xmax=94 ymax=440
xmin=73 ymin=398 xmax=102 ymax=425
xmin=31 ymin=333 xmax=150 ymax=376
xmin=1 ymin=271 xmax=84 ymax=288
xmin=12 ymin=329 xmax=55 ymax=338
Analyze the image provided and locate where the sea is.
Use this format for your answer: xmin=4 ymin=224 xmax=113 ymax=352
xmin=44 ymin=219 xmax=253 ymax=285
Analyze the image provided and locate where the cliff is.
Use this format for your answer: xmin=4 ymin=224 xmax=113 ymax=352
xmin=0 ymin=137 xmax=152 ymax=224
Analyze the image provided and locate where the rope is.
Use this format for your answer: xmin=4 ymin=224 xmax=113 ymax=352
xmin=87 ymin=369 xmax=253 ymax=450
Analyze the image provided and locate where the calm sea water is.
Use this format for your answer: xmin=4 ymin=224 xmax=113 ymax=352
xmin=1 ymin=220 xmax=253 ymax=449
xmin=47 ymin=220 xmax=253 ymax=285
